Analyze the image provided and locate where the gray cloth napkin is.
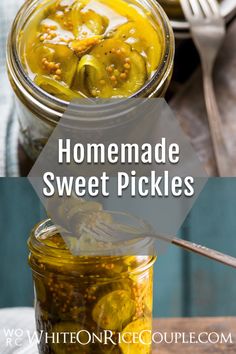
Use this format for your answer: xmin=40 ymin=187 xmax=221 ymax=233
xmin=0 ymin=307 xmax=37 ymax=354
xmin=0 ymin=0 xmax=23 ymax=177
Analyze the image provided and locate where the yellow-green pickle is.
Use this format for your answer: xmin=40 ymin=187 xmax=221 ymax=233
xmin=28 ymin=218 xmax=156 ymax=353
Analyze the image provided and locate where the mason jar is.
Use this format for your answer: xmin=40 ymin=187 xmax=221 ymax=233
xmin=28 ymin=216 xmax=156 ymax=354
xmin=7 ymin=0 xmax=174 ymax=161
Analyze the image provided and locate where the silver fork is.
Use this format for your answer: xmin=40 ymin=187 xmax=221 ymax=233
xmin=83 ymin=220 xmax=236 ymax=269
xmin=180 ymin=0 xmax=234 ymax=176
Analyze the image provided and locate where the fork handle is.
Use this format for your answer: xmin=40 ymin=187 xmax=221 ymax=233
xmin=202 ymin=69 xmax=230 ymax=176
xmin=172 ymin=237 xmax=236 ymax=269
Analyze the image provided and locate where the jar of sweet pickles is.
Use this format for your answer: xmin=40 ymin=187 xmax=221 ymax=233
xmin=28 ymin=217 xmax=156 ymax=354
xmin=7 ymin=0 xmax=174 ymax=160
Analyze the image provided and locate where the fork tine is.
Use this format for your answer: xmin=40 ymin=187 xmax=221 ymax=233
xmin=189 ymin=0 xmax=204 ymax=17
xmin=97 ymin=222 xmax=128 ymax=241
xmin=93 ymin=226 xmax=115 ymax=242
xmin=83 ymin=225 xmax=114 ymax=242
xmin=180 ymin=0 xmax=195 ymax=19
xmin=206 ymin=0 xmax=221 ymax=15
xmin=198 ymin=0 xmax=213 ymax=17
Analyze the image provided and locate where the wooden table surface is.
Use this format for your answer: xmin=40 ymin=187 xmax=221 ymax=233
xmin=1 ymin=308 xmax=236 ymax=353
xmin=153 ymin=317 xmax=236 ymax=353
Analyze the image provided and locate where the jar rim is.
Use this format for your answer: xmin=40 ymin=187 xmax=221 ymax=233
xmin=28 ymin=213 xmax=156 ymax=260
xmin=7 ymin=0 xmax=174 ymax=122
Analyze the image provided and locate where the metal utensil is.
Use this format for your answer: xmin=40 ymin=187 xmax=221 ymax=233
xmin=172 ymin=0 xmax=236 ymax=36
xmin=83 ymin=220 xmax=236 ymax=269
xmin=180 ymin=0 xmax=234 ymax=176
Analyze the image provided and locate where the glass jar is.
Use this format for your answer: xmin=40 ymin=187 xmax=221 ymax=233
xmin=7 ymin=0 xmax=174 ymax=161
xmin=28 ymin=217 xmax=156 ymax=354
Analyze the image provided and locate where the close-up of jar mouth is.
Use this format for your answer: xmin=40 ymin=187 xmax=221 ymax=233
xmin=7 ymin=0 xmax=174 ymax=124
xmin=29 ymin=213 xmax=156 ymax=261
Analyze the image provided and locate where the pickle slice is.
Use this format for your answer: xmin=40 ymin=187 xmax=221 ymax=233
xmin=80 ymin=10 xmax=108 ymax=36
xmin=24 ymin=45 xmax=55 ymax=75
xmin=34 ymin=75 xmax=85 ymax=100
xmin=95 ymin=279 xmax=132 ymax=299
xmin=78 ymin=39 xmax=147 ymax=97
xmin=67 ymin=200 xmax=103 ymax=220
xmin=69 ymin=36 xmax=102 ymax=57
xmin=92 ymin=290 xmax=135 ymax=331
xmin=27 ymin=42 xmax=78 ymax=87
xmin=114 ymin=22 xmax=163 ymax=74
xmin=43 ymin=43 xmax=78 ymax=86
xmin=51 ymin=322 xmax=90 ymax=353
xmin=71 ymin=2 xmax=108 ymax=37
xmin=119 ymin=318 xmax=152 ymax=354
xmin=75 ymin=54 xmax=107 ymax=96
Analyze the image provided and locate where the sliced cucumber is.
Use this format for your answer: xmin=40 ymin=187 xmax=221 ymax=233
xmin=25 ymin=45 xmax=55 ymax=75
xmin=67 ymin=200 xmax=103 ymax=220
xmin=29 ymin=42 xmax=78 ymax=87
xmin=71 ymin=1 xmax=108 ymax=37
xmin=78 ymin=38 xmax=147 ymax=97
xmin=74 ymin=54 xmax=109 ymax=96
xmin=44 ymin=43 xmax=78 ymax=86
xmin=95 ymin=280 xmax=132 ymax=301
xmin=114 ymin=22 xmax=163 ymax=74
xmin=92 ymin=290 xmax=135 ymax=331
xmin=81 ymin=9 xmax=108 ymax=35
xmin=119 ymin=318 xmax=152 ymax=354
xmin=34 ymin=75 xmax=84 ymax=100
